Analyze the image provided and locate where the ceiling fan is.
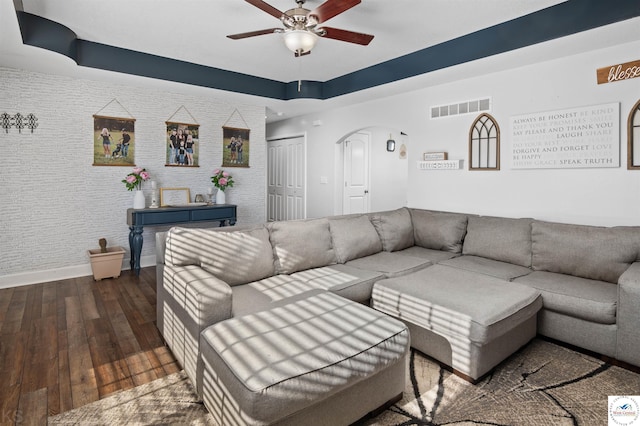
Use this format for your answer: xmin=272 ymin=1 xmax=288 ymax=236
xmin=227 ymin=0 xmax=374 ymax=57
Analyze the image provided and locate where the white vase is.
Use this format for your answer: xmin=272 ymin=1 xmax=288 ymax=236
xmin=215 ymin=189 xmax=226 ymax=205
xmin=133 ymin=189 xmax=146 ymax=209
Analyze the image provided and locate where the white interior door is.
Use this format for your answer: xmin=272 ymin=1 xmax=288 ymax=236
xmin=267 ymin=142 xmax=284 ymax=221
xmin=343 ymin=131 xmax=371 ymax=214
xmin=267 ymin=136 xmax=306 ymax=221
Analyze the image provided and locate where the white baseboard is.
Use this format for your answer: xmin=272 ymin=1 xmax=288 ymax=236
xmin=0 ymin=255 xmax=157 ymax=289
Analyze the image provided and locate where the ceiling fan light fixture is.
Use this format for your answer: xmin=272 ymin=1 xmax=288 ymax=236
xmin=283 ymin=29 xmax=318 ymax=54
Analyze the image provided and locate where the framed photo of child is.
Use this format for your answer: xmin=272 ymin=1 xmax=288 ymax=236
xmin=222 ymin=126 xmax=250 ymax=168
xmin=166 ymin=122 xmax=199 ymax=167
xmin=93 ymin=115 xmax=136 ymax=166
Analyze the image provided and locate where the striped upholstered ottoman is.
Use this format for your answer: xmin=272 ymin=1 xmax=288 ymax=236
xmin=200 ymin=291 xmax=409 ymax=425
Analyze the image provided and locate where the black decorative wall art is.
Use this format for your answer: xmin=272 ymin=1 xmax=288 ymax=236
xmin=1 ymin=112 xmax=38 ymax=133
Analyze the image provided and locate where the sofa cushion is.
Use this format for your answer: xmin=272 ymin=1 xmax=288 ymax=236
xmin=268 ymin=218 xmax=337 ymax=274
xmin=166 ymin=226 xmax=274 ymax=286
xmin=462 ymin=216 xmax=533 ymax=267
xmin=329 ymin=215 xmax=383 ymax=263
xmin=394 ymin=246 xmax=459 ymax=263
xmin=234 ymin=265 xmax=383 ymax=313
xmin=291 ymin=264 xmax=385 ymax=303
xmin=514 ymin=271 xmax=618 ymax=325
xmin=242 ymin=274 xmax=319 ymax=304
xmin=371 ymin=265 xmax=542 ymax=344
xmin=440 ymin=255 xmax=532 ymax=281
xmin=410 ymin=209 xmax=468 ymax=253
xmin=232 ymin=283 xmax=324 ymax=317
xmin=371 ymin=208 xmax=415 ymax=252
xmin=531 ymin=221 xmax=640 ymax=283
xmin=345 ymin=251 xmax=431 ymax=278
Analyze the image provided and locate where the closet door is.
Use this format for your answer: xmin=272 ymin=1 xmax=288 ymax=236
xmin=267 ymin=136 xmax=306 ymax=221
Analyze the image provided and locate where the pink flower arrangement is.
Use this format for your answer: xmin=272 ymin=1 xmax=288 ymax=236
xmin=122 ymin=167 xmax=150 ymax=191
xmin=211 ymin=168 xmax=234 ymax=192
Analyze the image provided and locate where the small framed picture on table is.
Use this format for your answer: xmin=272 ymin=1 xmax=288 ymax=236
xmin=160 ymin=187 xmax=191 ymax=206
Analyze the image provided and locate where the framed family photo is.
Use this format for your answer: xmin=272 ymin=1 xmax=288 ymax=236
xmin=93 ymin=115 xmax=136 ymax=166
xmin=222 ymin=126 xmax=250 ymax=167
xmin=166 ymin=122 xmax=199 ymax=167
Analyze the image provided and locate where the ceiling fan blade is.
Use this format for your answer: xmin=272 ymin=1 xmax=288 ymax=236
xmin=309 ymin=0 xmax=361 ymax=24
xmin=320 ymin=27 xmax=374 ymax=45
xmin=244 ymin=0 xmax=284 ymax=19
xmin=227 ymin=28 xmax=281 ymax=40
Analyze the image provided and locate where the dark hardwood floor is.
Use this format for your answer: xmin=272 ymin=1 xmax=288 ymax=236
xmin=0 ymin=266 xmax=180 ymax=426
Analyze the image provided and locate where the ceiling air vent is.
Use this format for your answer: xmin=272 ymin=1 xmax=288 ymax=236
xmin=431 ymin=97 xmax=491 ymax=119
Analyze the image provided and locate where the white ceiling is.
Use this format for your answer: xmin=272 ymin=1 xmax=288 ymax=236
xmin=21 ymin=0 xmax=569 ymax=82
xmin=1 ymin=0 xmax=639 ymax=122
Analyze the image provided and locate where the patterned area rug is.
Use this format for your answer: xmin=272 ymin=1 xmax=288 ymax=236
xmin=49 ymin=339 xmax=640 ymax=425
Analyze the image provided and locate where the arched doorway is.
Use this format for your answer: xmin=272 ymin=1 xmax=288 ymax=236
xmin=339 ymin=127 xmax=408 ymax=215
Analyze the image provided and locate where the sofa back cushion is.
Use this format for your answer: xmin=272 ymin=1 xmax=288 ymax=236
xmin=165 ymin=226 xmax=274 ymax=286
xmin=463 ymin=216 xmax=533 ymax=267
xmin=269 ymin=218 xmax=337 ymax=274
xmin=329 ymin=215 xmax=383 ymax=263
xmin=410 ymin=209 xmax=468 ymax=253
xmin=532 ymin=221 xmax=640 ymax=283
xmin=371 ymin=208 xmax=414 ymax=252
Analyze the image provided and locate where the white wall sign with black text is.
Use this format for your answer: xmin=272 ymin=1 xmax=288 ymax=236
xmin=510 ymin=103 xmax=619 ymax=169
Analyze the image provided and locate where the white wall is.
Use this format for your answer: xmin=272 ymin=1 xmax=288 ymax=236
xmin=0 ymin=67 xmax=266 ymax=287
xmin=268 ymin=38 xmax=640 ymax=227
xmin=368 ymin=128 xmax=409 ymax=212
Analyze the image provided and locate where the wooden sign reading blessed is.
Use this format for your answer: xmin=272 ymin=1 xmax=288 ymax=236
xmin=597 ymin=59 xmax=640 ymax=84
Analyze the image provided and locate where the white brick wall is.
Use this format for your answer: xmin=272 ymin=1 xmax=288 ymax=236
xmin=0 ymin=67 xmax=266 ymax=284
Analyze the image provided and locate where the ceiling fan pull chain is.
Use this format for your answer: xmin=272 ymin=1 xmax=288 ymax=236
xmin=298 ymin=56 xmax=302 ymax=92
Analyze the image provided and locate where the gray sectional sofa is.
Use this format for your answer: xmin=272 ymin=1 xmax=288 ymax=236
xmin=155 ymin=207 xmax=640 ymax=423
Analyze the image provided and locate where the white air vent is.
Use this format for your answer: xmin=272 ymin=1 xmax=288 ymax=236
xmin=431 ymin=98 xmax=491 ymax=119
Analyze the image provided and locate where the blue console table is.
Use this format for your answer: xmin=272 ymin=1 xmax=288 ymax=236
xmin=126 ymin=204 xmax=237 ymax=275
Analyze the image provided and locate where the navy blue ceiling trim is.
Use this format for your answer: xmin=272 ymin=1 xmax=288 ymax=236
xmin=16 ymin=12 xmax=286 ymax=99
xmin=283 ymin=80 xmax=324 ymax=100
xmin=14 ymin=0 xmax=640 ymax=102
xmin=324 ymin=0 xmax=640 ymax=98
xmin=16 ymin=11 xmax=78 ymax=60
xmin=77 ymin=40 xmax=286 ymax=99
